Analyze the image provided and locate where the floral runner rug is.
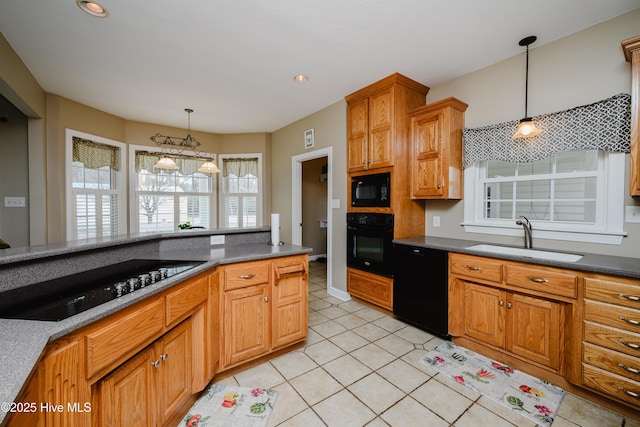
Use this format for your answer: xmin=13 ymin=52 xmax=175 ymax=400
xmin=178 ymin=383 xmax=278 ymax=427
xmin=421 ymin=341 xmax=564 ymax=426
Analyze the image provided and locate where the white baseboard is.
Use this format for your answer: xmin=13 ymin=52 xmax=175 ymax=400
xmin=308 ymin=253 xmax=327 ymax=261
xmin=328 ymin=286 xmax=351 ymax=302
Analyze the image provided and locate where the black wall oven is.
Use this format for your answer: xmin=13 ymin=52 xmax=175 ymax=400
xmin=347 ymin=213 xmax=394 ymax=277
xmin=351 ymin=172 xmax=390 ymax=208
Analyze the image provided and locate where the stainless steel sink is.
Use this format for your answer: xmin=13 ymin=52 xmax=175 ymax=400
xmin=465 ymin=244 xmax=583 ymax=263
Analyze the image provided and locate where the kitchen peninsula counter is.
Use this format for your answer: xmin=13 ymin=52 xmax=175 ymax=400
xmin=0 ymin=229 xmax=311 ymax=425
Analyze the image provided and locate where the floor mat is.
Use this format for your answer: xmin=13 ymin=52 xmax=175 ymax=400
xmin=421 ymin=341 xmax=564 ymax=426
xmin=177 ymin=383 xmax=278 ymax=427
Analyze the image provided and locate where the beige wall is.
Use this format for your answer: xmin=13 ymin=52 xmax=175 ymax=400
xmin=271 ymin=101 xmax=347 ymax=292
xmin=425 ymin=9 xmax=640 ymax=257
xmin=0 ymin=95 xmax=29 ymax=247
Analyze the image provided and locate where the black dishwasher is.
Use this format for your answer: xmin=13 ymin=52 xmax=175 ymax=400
xmin=393 ymin=243 xmax=450 ymax=339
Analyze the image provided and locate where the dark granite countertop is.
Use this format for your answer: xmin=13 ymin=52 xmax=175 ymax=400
xmin=393 ymin=236 xmax=640 ymax=280
xmin=0 ymin=241 xmax=310 ymax=425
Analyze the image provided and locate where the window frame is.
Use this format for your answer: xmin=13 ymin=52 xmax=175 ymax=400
xmin=128 ymin=144 xmax=218 ymax=233
xmin=463 ymin=151 xmax=626 ymax=245
xmin=218 ymin=153 xmax=263 ymax=228
xmin=65 ymin=129 xmax=127 ymax=241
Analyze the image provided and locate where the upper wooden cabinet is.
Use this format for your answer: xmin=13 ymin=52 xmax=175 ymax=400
xmin=346 ymin=73 xmax=429 ymax=172
xmin=410 ymin=97 xmax=467 ymax=199
xmin=622 ymin=35 xmax=640 ymax=196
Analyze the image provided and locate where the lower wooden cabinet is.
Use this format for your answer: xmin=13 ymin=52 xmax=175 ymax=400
xmin=220 ymin=255 xmax=308 ymax=370
xmin=460 ymin=280 xmax=561 ymax=369
xmin=449 ymin=253 xmax=573 ymax=373
xmin=347 ymin=267 xmax=393 ymax=310
xmin=582 ymin=274 xmax=640 ymax=408
xmin=99 ymin=319 xmax=193 ymax=426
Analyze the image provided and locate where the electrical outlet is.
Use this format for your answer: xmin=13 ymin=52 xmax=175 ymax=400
xmin=210 ymin=235 xmax=225 ymax=245
xmin=625 ymin=206 xmax=640 ymax=223
xmin=433 ymin=216 xmax=441 ymax=227
xmin=4 ymin=197 xmax=25 ymax=208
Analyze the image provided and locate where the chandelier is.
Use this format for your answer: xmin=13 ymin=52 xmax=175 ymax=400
xmin=150 ymin=108 xmax=220 ymax=173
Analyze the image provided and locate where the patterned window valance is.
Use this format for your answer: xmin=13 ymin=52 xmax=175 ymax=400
xmin=72 ymin=137 xmax=120 ymax=170
xmin=135 ymin=151 xmax=214 ymax=175
xmin=462 ymin=93 xmax=631 ymax=168
xmin=222 ymin=157 xmax=258 ymax=177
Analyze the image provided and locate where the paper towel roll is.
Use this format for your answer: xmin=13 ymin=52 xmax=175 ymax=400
xmin=271 ymin=213 xmax=280 ymax=245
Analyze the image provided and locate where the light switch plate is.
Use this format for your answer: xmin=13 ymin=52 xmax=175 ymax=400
xmin=4 ymin=197 xmax=25 ymax=208
xmin=625 ymin=206 xmax=640 ymax=223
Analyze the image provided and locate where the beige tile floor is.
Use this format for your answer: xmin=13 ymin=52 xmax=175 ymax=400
xmin=215 ymin=261 xmax=640 ymax=427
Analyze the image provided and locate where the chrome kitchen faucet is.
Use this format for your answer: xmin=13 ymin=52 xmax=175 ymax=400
xmin=516 ymin=216 xmax=533 ymax=249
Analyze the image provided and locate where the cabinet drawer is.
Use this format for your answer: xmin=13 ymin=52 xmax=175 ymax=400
xmin=222 ymin=260 xmax=270 ymax=291
xmin=583 ymin=342 xmax=640 ymax=383
xmin=273 ymin=256 xmax=307 ymax=280
xmin=585 ymin=277 xmax=640 ymax=309
xmin=583 ymin=364 xmax=640 ymax=408
xmin=505 ymin=264 xmax=577 ymax=298
xmin=584 ymin=321 xmax=640 ymax=358
xmin=166 ymin=275 xmax=208 ymax=326
xmin=450 ymin=254 xmax=502 ymax=283
xmin=86 ymin=299 xmax=165 ymax=377
xmin=347 ymin=268 xmax=392 ymax=310
xmin=585 ymin=299 xmax=640 ymax=333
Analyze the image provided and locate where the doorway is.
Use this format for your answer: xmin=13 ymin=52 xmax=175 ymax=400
xmin=291 ymin=147 xmax=332 ymax=292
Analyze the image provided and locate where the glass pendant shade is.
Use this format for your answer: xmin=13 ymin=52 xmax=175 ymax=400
xmin=198 ymin=161 xmax=220 ymax=173
xmin=154 ymin=156 xmax=179 ymax=170
xmin=513 ymin=118 xmax=542 ymax=139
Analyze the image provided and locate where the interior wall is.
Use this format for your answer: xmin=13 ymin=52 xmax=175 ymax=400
xmin=302 ymin=157 xmax=328 ymax=256
xmin=424 ymin=9 xmax=640 ymax=258
xmin=0 ymin=95 xmax=29 ymax=247
xmin=271 ymin=101 xmax=347 ymax=291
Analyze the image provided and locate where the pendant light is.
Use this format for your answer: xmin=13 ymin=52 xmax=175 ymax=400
xmin=513 ymin=35 xmax=542 ymax=139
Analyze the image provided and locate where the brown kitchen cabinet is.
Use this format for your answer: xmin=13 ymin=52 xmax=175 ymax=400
xmin=409 ymin=97 xmax=467 ymax=199
xmin=99 ymin=319 xmax=193 ymax=427
xmin=347 ymin=267 xmax=393 ymax=311
xmin=582 ymin=273 xmax=640 ymax=408
xmin=219 ymin=255 xmax=308 ymax=370
xmin=622 ymin=35 xmax=640 ymax=196
xmin=449 ymin=253 xmax=574 ymax=372
xmin=345 ymin=73 xmax=429 ymax=173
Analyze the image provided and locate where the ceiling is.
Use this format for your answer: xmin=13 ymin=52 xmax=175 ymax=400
xmin=1 ymin=1 xmax=638 ymax=134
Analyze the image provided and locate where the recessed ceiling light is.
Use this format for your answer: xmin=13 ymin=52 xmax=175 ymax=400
xmin=293 ymin=74 xmax=309 ymax=83
xmin=76 ymin=0 xmax=109 ymax=17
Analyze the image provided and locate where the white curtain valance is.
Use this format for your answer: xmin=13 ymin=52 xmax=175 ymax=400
xmin=72 ymin=137 xmax=120 ymax=170
xmin=462 ymin=93 xmax=631 ymax=168
xmin=222 ymin=157 xmax=258 ymax=177
xmin=135 ymin=151 xmax=213 ymax=175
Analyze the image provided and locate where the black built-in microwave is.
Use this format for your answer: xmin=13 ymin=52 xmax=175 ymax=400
xmin=351 ymin=172 xmax=390 ymax=208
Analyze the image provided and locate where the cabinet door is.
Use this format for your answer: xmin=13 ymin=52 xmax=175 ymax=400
xmin=223 ymin=284 xmax=270 ymax=367
xmin=157 ymin=320 xmax=192 ymax=426
xmin=368 ymin=87 xmax=394 ymax=169
xmin=412 ymin=111 xmax=443 ymax=197
xmin=347 ymin=98 xmax=368 ymax=172
xmin=100 ymin=349 xmax=155 ymax=427
xmin=272 ymin=258 xmax=308 ymax=349
xmin=464 ymin=282 xmax=505 ymax=348
xmin=506 ymin=293 xmax=560 ymax=369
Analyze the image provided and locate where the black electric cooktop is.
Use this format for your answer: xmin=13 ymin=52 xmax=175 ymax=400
xmin=0 ymin=259 xmax=204 ymax=322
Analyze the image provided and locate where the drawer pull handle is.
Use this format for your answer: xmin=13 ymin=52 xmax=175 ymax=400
xmin=151 ymin=360 xmax=160 ymax=368
xmin=466 ymin=265 xmax=482 ymax=271
xmin=527 ymin=276 xmax=549 ymax=283
xmin=620 ymin=317 xmax=640 ymax=326
xmin=161 ymin=353 xmax=168 ymax=361
xmin=618 ymin=363 xmax=640 ymax=375
xmin=617 ymin=386 xmax=640 ymax=398
xmin=240 ymin=273 xmax=257 ymax=279
xmin=619 ymin=340 xmax=640 ymax=350
xmin=620 ymin=293 xmax=640 ymax=302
